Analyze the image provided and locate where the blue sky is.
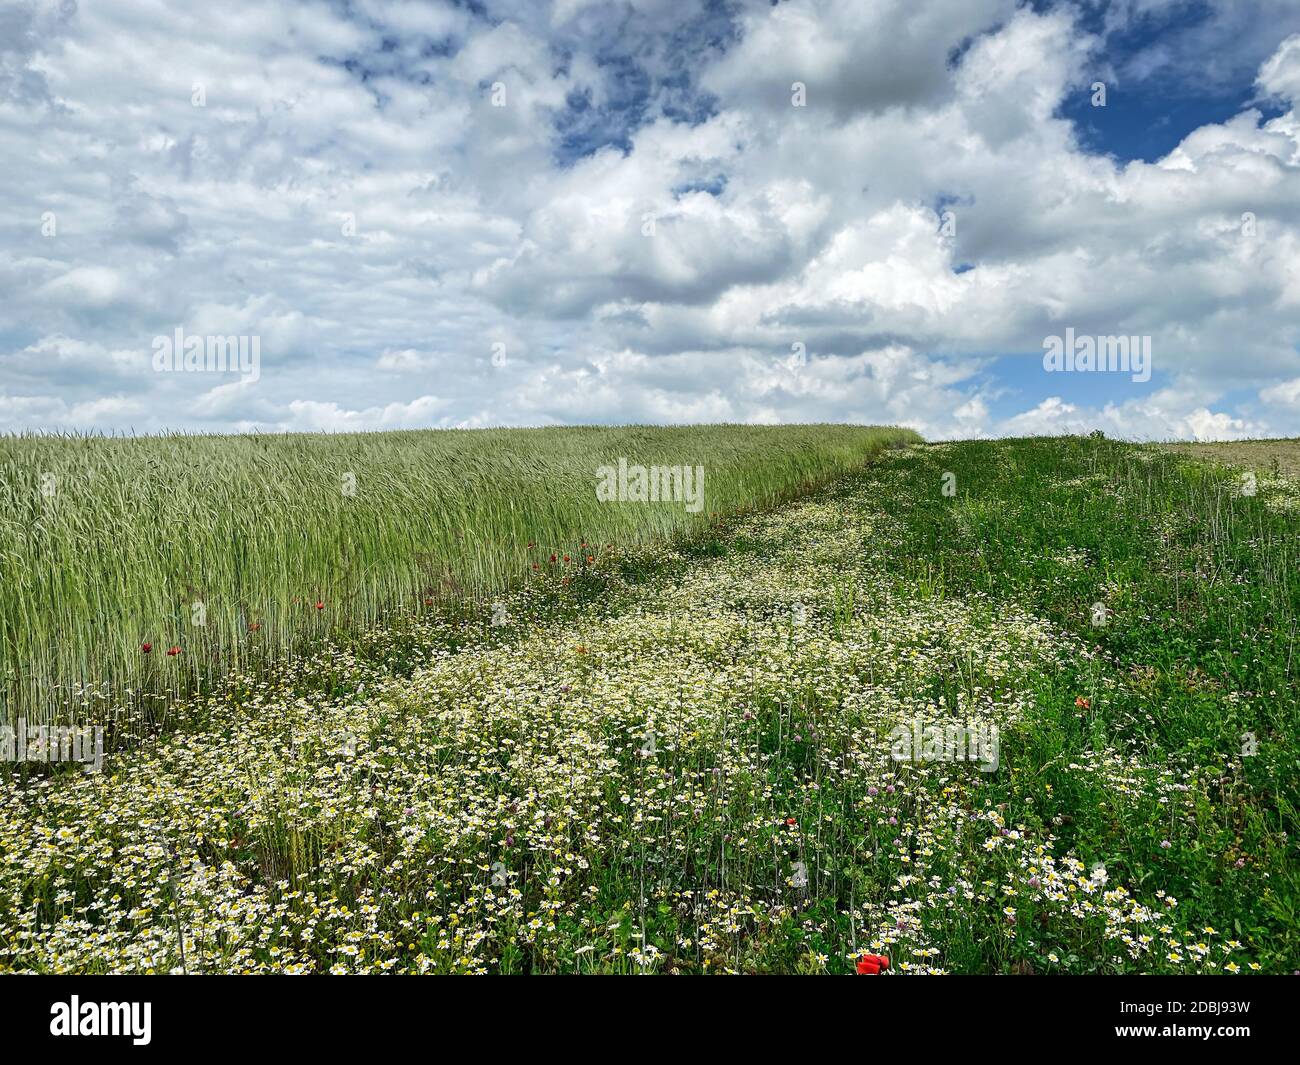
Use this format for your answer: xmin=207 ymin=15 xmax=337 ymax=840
xmin=3 ymin=0 xmax=1300 ymax=439
xmin=1057 ymin=0 xmax=1294 ymax=161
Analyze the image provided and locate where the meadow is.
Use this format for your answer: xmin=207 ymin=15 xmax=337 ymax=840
xmin=0 ymin=424 xmax=915 ymax=730
xmin=1 ymin=432 xmax=1295 ymax=974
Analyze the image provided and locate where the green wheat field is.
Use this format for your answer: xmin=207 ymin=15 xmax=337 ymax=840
xmin=0 ymin=424 xmax=911 ymax=728
xmin=0 ymin=427 xmax=1296 ymax=974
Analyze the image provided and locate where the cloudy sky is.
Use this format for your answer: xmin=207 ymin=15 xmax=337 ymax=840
xmin=3 ymin=0 xmax=1300 ymax=439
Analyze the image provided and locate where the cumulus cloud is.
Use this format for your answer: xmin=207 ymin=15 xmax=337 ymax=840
xmin=1 ymin=0 xmax=1299 ymax=440
xmin=702 ymin=0 xmax=1019 ymax=117
xmin=1258 ymin=33 xmax=1300 ymax=104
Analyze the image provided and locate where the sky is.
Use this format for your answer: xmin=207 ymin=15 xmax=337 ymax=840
xmin=2 ymin=0 xmax=1300 ymax=440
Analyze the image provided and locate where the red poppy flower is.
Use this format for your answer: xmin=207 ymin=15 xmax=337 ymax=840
xmin=1075 ymin=696 xmax=1090 ymax=709
xmin=563 ymin=555 xmax=571 ymax=563
xmin=586 ymin=556 xmax=595 ymax=564
xmin=140 ymin=642 xmax=152 ymax=654
xmin=785 ymin=817 xmax=797 ymax=826
xmin=166 ymin=646 xmax=181 ymax=656
xmin=248 ymin=622 xmax=261 ymax=632
xmin=549 ymin=554 xmax=557 ymax=563
xmin=315 ymin=601 xmax=325 ymax=611
xmin=856 ymin=953 xmax=890 ymax=975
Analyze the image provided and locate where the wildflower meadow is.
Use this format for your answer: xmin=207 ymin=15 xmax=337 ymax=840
xmin=1 ymin=432 xmax=1294 ymax=975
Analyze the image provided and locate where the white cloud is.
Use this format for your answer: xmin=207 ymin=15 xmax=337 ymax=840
xmin=36 ymin=266 xmax=127 ymax=309
xmin=1259 ymin=34 xmax=1300 ymax=103
xmin=281 ymin=395 xmax=448 ymax=431
xmin=2 ymin=0 xmax=1299 ymax=442
xmin=1259 ymin=376 xmax=1300 ymax=408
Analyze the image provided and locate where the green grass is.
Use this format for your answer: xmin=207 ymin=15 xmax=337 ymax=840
xmin=871 ymin=436 xmax=1299 ymax=971
xmin=0 ymin=424 xmax=919 ymax=726
xmin=3 ymin=433 xmax=1295 ymax=974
